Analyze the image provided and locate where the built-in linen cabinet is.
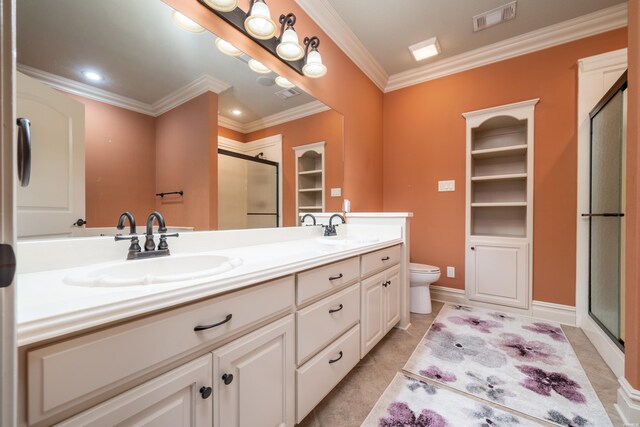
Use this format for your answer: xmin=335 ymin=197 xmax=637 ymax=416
xmin=464 ymin=100 xmax=538 ymax=310
xmin=294 ymin=142 xmax=325 ymax=218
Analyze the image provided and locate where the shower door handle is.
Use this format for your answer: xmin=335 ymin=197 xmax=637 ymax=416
xmin=581 ymin=213 xmax=625 ymax=217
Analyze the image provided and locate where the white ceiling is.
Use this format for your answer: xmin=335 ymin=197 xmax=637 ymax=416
xmin=16 ymin=0 xmax=319 ymax=123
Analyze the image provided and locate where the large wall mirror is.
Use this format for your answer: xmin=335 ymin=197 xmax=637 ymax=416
xmin=16 ymin=0 xmax=344 ymax=239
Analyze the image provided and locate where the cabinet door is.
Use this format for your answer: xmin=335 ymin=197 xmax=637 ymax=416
xmin=56 ymin=355 xmax=212 ymax=427
xmin=213 ymin=315 xmax=294 ymax=427
xmin=360 ymin=272 xmax=385 ymax=358
xmin=384 ymin=266 xmax=401 ymax=332
xmin=467 ymin=241 xmax=528 ymax=309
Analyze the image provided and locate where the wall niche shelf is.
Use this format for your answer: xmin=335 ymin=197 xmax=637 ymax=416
xmin=294 ymin=142 xmax=326 ymax=218
xmin=463 ymin=99 xmax=538 ymax=311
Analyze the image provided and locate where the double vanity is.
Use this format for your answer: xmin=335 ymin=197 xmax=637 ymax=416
xmin=16 ymin=219 xmax=410 ymax=426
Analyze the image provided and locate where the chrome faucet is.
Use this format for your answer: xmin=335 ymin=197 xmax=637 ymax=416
xmin=323 ymin=213 xmax=346 ymax=237
xmin=301 ymin=213 xmax=317 ymax=226
xmin=114 ymin=212 xmax=142 ymax=259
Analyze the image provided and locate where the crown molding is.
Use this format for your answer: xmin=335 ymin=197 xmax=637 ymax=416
xmin=386 ymin=3 xmax=627 ymax=92
xmin=294 ymin=0 xmax=388 ymax=91
xmin=219 ymin=100 xmax=330 ymax=134
xmin=462 ymin=98 xmax=539 ymax=119
xmin=579 ymin=47 xmax=628 ymax=73
xmin=217 ymin=115 xmax=245 ymax=133
xmin=17 ymin=64 xmax=230 ymax=117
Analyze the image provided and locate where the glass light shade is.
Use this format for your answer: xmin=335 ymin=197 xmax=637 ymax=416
xmin=171 ymin=11 xmax=205 ymax=33
xmin=215 ymin=38 xmax=243 ymax=57
xmin=275 ymin=76 xmax=295 ymax=88
xmin=302 ymin=49 xmax=327 ymax=78
xmin=203 ymin=0 xmax=237 ymax=12
xmin=244 ymin=1 xmax=276 ymax=40
xmin=276 ymin=28 xmax=304 ymax=61
xmin=248 ymin=59 xmax=272 ymax=74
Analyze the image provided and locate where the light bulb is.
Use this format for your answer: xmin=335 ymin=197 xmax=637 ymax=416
xmin=202 ymin=0 xmax=238 ymax=12
xmin=276 ymin=28 xmax=304 ymax=61
xmin=215 ymin=38 xmax=243 ymax=57
xmin=275 ymin=76 xmax=295 ymax=88
xmin=302 ymin=49 xmax=327 ymax=78
xmin=248 ymin=59 xmax=272 ymax=74
xmin=244 ymin=0 xmax=276 ymax=40
xmin=171 ymin=11 xmax=205 ymax=33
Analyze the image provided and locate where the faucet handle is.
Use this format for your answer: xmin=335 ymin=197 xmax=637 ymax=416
xmin=115 ymin=234 xmax=142 ymax=253
xmin=158 ymin=233 xmax=179 ymax=251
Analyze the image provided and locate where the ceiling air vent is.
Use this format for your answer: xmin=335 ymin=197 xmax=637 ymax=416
xmin=473 ymin=1 xmax=517 ymax=32
xmin=275 ymin=87 xmax=301 ymax=99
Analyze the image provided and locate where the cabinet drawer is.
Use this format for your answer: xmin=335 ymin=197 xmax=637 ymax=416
xmin=361 ymin=245 xmax=401 ymax=278
xmin=27 ymin=276 xmax=294 ymax=425
xmin=296 ymin=325 xmax=360 ymax=423
xmin=296 ymin=283 xmax=360 ymax=364
xmin=296 ymin=257 xmax=359 ymax=306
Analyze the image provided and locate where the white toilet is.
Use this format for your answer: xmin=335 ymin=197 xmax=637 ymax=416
xmin=409 ymin=263 xmax=441 ymax=314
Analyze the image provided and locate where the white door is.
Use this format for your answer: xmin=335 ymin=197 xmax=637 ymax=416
xmin=1 ymin=0 xmax=17 ymax=424
xmin=56 ymin=355 xmax=213 ymax=427
xmin=213 ymin=316 xmax=294 ymax=427
xmin=16 ymin=72 xmax=85 ymax=239
xmin=360 ymin=272 xmax=384 ymax=358
xmin=468 ymin=241 xmax=529 ymax=308
xmin=384 ymin=266 xmax=401 ymax=332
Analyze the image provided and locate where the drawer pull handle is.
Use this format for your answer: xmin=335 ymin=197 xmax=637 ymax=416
xmin=194 ymin=314 xmax=232 ymax=331
xmin=329 ymin=351 xmax=343 ymax=364
xmin=222 ymin=373 xmax=234 ymax=385
xmin=329 ymin=304 xmax=344 ymax=314
xmin=329 ymin=273 xmax=343 ymax=281
xmin=199 ymin=386 xmax=212 ymax=399
xmin=381 ymin=256 xmax=390 ymax=261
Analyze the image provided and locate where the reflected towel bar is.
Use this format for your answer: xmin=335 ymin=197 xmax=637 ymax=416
xmin=156 ymin=191 xmax=184 ymax=198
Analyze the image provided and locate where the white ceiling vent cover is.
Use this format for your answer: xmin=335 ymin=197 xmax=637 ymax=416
xmin=473 ymin=1 xmax=517 ymax=32
xmin=275 ymin=88 xmax=301 ymax=99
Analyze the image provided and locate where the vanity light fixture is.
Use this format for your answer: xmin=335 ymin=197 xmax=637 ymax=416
xmin=202 ymin=0 xmax=237 ymax=13
xmin=409 ymin=37 xmax=440 ymax=61
xmin=171 ymin=11 xmax=205 ymax=33
xmin=275 ymin=76 xmax=295 ymax=89
xmin=244 ymin=0 xmax=276 ymax=40
xmin=215 ymin=37 xmax=243 ymax=56
xmin=302 ymin=37 xmax=327 ymax=78
xmin=248 ymin=58 xmax=272 ymax=74
xmin=276 ymin=13 xmax=304 ymax=61
xmin=82 ymin=70 xmax=104 ymax=82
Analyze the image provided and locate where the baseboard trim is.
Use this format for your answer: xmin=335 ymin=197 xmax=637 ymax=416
xmin=430 ymin=285 xmax=465 ymax=305
xmin=616 ymin=378 xmax=640 ymax=424
xmin=531 ymin=300 xmax=577 ymax=326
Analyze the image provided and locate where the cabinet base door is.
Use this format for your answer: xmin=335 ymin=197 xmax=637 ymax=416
xmin=467 ymin=241 xmax=529 ymax=309
xmin=213 ymin=315 xmax=295 ymax=427
xmin=361 ymin=272 xmax=385 ymax=358
xmin=384 ymin=266 xmax=401 ymax=332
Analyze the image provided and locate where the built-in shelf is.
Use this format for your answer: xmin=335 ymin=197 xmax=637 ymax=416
xmin=471 ymin=173 xmax=527 ymax=182
xmin=298 ymin=188 xmax=322 ymax=193
xmin=298 ymin=170 xmax=322 ymax=176
xmin=294 ymin=142 xmax=326 ymax=220
xmin=471 ymin=202 xmax=527 ymax=207
xmin=299 ymin=206 xmax=323 ymax=210
xmin=471 ymin=144 xmax=527 ymax=159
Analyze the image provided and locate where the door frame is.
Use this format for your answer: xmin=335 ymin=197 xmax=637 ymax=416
xmin=0 ymin=0 xmax=17 ymax=425
xmin=576 ymin=48 xmax=627 ymax=378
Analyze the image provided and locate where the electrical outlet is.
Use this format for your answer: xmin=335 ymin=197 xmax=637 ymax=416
xmin=438 ymin=180 xmax=455 ymax=192
xmin=330 ymin=188 xmax=342 ymax=197
xmin=446 ymin=266 xmax=455 ymax=278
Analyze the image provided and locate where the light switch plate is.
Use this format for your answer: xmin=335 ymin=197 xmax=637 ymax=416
xmin=446 ymin=266 xmax=455 ymax=278
xmin=438 ymin=180 xmax=455 ymax=192
xmin=331 ymin=188 xmax=342 ymax=197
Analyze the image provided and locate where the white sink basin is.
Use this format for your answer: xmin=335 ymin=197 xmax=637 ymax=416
xmin=64 ymin=254 xmax=243 ymax=287
xmin=316 ymin=236 xmax=379 ymax=246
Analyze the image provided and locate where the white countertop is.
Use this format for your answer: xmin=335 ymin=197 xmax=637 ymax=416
xmin=17 ymin=226 xmax=402 ymax=347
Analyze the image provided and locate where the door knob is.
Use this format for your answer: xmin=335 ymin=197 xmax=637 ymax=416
xmin=72 ymin=218 xmax=87 ymax=227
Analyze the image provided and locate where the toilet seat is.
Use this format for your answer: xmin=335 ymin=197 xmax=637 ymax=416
xmin=409 ymin=263 xmax=440 ymax=273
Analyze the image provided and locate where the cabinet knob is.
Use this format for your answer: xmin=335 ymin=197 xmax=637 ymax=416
xmin=222 ymin=373 xmax=234 ymax=385
xmin=199 ymin=386 xmax=212 ymax=399
xmin=470 ymin=247 xmax=475 ymax=250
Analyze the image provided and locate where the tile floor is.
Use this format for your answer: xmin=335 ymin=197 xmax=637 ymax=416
xmin=297 ymin=301 xmax=623 ymax=426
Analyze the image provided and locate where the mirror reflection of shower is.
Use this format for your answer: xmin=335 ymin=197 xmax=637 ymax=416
xmin=218 ymin=149 xmax=279 ymax=230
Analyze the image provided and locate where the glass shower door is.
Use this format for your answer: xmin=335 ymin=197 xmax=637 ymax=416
xmin=587 ymin=76 xmax=627 ymax=349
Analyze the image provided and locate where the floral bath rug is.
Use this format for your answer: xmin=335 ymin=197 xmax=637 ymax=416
xmin=362 ymin=373 xmax=542 ymax=426
xmin=403 ymin=304 xmax=612 ymax=426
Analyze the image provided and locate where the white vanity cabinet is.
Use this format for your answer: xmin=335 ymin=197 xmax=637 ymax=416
xmin=56 ymin=354 xmax=213 ymax=427
xmin=213 ymin=316 xmax=295 ymax=427
xmin=361 ymin=264 xmax=401 ymax=358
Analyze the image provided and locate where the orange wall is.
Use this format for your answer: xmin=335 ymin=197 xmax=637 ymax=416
xmin=383 ymin=29 xmax=627 ymax=306
xmin=164 ymin=0 xmax=383 ymax=212
xmin=625 ymin=0 xmax=640 ymax=390
xmin=243 ymin=110 xmax=344 ymax=226
xmin=155 ymin=92 xmax=218 ymax=230
xmin=67 ymin=93 xmax=157 ymax=228
xmin=219 ymin=125 xmax=247 ymax=142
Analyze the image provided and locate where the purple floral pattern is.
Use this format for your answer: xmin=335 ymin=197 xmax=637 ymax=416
xmin=465 ymin=372 xmax=515 ymax=403
xmin=522 ymin=322 xmax=567 ymax=342
xmin=516 ymin=365 xmax=586 ymax=403
xmin=430 ymin=322 xmax=446 ymax=332
xmin=494 ymin=333 xmax=561 ymax=365
xmin=448 ymin=315 xmax=503 ymax=334
xmin=427 ymin=330 xmax=507 ymax=368
xmin=379 ymin=402 xmax=448 ymax=427
xmin=419 ymin=366 xmax=457 ymax=383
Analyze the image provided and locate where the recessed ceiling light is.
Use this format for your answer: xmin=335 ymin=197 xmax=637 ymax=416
xmin=408 ymin=37 xmax=441 ymax=61
xmin=275 ymin=76 xmax=295 ymax=89
xmin=171 ymin=11 xmax=205 ymax=33
xmin=231 ymin=109 xmax=242 ymax=116
xmin=215 ymin=38 xmax=243 ymax=57
xmin=82 ymin=70 xmax=104 ymax=82
xmin=248 ymin=58 xmax=271 ymax=74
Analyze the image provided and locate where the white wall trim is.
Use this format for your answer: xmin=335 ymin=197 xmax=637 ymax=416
xmin=462 ymin=98 xmax=540 ymax=120
xmin=152 ymin=73 xmax=230 ymax=116
xmin=294 ymin=0 xmax=388 ymax=91
xmin=531 ymin=301 xmax=576 ymax=326
xmin=217 ymin=116 xmax=245 ymax=133
xmin=430 ymin=285 xmax=465 ymax=305
xmin=579 ymin=48 xmax=628 ymax=73
xmin=616 ymin=378 xmax=640 ymax=424
xmin=217 ymin=135 xmax=245 ymax=152
xmin=384 ymin=3 xmax=627 ymax=92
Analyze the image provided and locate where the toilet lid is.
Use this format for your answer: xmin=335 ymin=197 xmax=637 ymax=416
xmin=410 ymin=263 xmax=440 ymax=273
